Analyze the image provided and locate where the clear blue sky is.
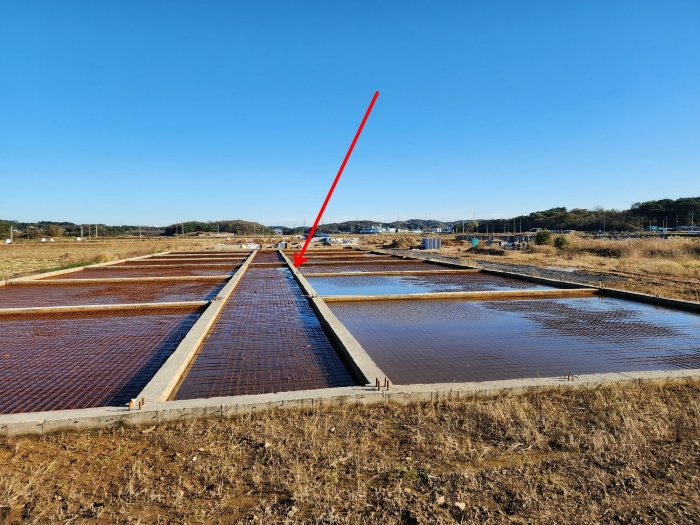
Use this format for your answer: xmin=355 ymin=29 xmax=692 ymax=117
xmin=1 ymin=1 xmax=698 ymax=226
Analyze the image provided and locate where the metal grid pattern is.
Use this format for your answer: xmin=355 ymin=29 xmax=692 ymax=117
xmin=308 ymin=273 xmax=553 ymax=296
xmin=47 ymin=267 xmax=238 ymax=279
xmin=253 ymin=251 xmax=284 ymax=263
xmin=0 ymin=307 xmax=203 ymax=414
xmin=112 ymin=260 xmax=240 ymax=267
xmin=300 ymin=261 xmax=446 ymax=274
xmin=0 ymin=280 xmax=226 ymax=308
xmin=329 ymin=297 xmax=700 ymax=385
xmin=175 ymin=267 xmax=357 ymax=400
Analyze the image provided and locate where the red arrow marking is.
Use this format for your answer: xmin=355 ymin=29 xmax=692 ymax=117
xmin=293 ymin=91 xmax=380 ymax=268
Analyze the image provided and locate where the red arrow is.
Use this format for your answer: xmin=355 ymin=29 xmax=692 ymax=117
xmin=293 ymin=91 xmax=380 ymax=268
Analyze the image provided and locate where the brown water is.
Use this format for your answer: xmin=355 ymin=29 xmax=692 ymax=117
xmin=329 ymin=297 xmax=700 ymax=384
xmin=0 ymin=307 xmax=203 ymax=414
xmin=0 ymin=280 xmax=226 ymax=308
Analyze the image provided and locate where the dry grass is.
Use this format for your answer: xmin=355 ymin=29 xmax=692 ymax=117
xmin=0 ymin=238 xmax=218 ymax=281
xmin=1 ymin=381 xmax=699 ymax=523
xmin=432 ymin=235 xmax=700 ymax=302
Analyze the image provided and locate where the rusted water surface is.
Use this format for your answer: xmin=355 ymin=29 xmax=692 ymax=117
xmin=329 ymin=297 xmax=700 ymax=385
xmin=300 ymin=261 xmax=448 ymax=274
xmin=46 ymin=267 xmax=238 ymax=279
xmin=111 ymin=260 xmax=240 ymax=267
xmin=174 ymin=267 xmax=357 ymax=400
xmin=309 ymin=274 xmax=553 ymax=296
xmin=253 ymin=251 xmax=285 ymax=263
xmin=0 ymin=307 xmax=203 ymax=414
xmin=0 ymin=280 xmax=226 ymax=308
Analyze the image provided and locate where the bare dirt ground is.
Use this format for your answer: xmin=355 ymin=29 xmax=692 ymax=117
xmin=1 ymin=381 xmax=699 ymax=524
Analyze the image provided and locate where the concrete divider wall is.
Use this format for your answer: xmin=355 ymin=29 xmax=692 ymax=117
xmin=2 ymin=369 xmax=699 ymax=437
xmin=279 ymin=250 xmax=387 ymax=386
xmin=137 ymin=251 xmax=257 ymax=403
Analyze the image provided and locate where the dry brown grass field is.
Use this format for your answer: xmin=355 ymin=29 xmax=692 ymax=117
xmin=0 ymin=238 xmax=218 ymax=281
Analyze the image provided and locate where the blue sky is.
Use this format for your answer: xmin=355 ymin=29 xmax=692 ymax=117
xmin=1 ymin=1 xmax=698 ymax=226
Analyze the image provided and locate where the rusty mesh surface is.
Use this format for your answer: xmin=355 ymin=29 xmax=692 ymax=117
xmin=0 ymin=280 xmax=226 ymax=308
xmin=0 ymin=307 xmax=203 ymax=414
xmin=112 ymin=260 xmax=240 ymax=267
xmin=168 ymin=251 xmax=251 ymax=255
xmin=300 ymin=261 xmax=446 ymax=274
xmin=329 ymin=297 xmax=700 ymax=385
xmin=253 ymin=251 xmax=284 ymax=263
xmin=47 ymin=267 xmax=237 ymax=279
xmin=175 ymin=267 xmax=357 ymax=400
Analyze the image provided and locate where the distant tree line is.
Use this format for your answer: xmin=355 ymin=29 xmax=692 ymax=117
xmin=496 ymin=197 xmax=700 ymax=232
xmin=0 ymin=220 xmax=163 ymax=239
xmin=162 ymin=220 xmax=271 ymax=236
xmin=3 ymin=197 xmax=698 ymax=239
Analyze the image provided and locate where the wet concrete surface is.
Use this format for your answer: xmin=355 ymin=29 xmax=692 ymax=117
xmin=174 ymin=267 xmax=357 ymax=400
xmin=329 ymin=297 xmax=700 ymax=385
xmin=309 ymin=273 xmax=554 ymax=296
xmin=0 ymin=280 xmax=226 ymax=308
xmin=0 ymin=307 xmax=203 ymax=414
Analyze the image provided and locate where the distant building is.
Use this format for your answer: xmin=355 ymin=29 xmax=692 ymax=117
xmin=360 ymin=226 xmax=385 ymax=234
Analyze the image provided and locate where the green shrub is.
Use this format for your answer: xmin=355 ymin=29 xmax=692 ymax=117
xmin=554 ymin=235 xmax=570 ymax=250
xmin=535 ymin=229 xmax=552 ymax=245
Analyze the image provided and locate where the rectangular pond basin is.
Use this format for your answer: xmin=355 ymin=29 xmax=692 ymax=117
xmin=308 ymin=273 xmax=554 ymax=296
xmin=0 ymin=280 xmax=227 ymax=308
xmin=300 ymin=261 xmax=450 ymax=274
xmin=46 ymin=267 xmax=239 ymax=279
xmin=0 ymin=306 xmax=203 ymax=414
xmin=328 ymin=297 xmax=700 ymax=385
xmin=174 ymin=267 xmax=357 ymax=400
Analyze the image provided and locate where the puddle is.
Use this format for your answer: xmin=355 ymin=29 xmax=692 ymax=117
xmin=309 ymin=274 xmax=553 ymax=296
xmin=329 ymin=297 xmax=700 ymax=384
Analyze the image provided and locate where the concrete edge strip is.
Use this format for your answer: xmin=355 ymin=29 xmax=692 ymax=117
xmin=279 ymin=250 xmax=388 ymax=386
xmin=136 ymin=251 xmax=257 ymax=403
xmin=7 ymin=252 xmax=169 ymax=282
xmin=0 ymin=301 xmax=209 ymax=315
xmin=303 ymin=269 xmax=480 ymax=277
xmin=8 ymin=275 xmax=231 ymax=285
xmin=321 ymin=288 xmax=599 ymax=302
xmin=2 ymin=368 xmax=699 ymax=437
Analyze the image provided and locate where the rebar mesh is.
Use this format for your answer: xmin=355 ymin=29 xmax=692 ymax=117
xmin=47 ymin=267 xmax=238 ymax=279
xmin=253 ymin=251 xmax=284 ymax=263
xmin=112 ymin=260 xmax=240 ymax=267
xmin=0 ymin=280 xmax=226 ymax=308
xmin=175 ymin=267 xmax=357 ymax=400
xmin=329 ymin=297 xmax=700 ymax=385
xmin=0 ymin=307 xmax=203 ymax=414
